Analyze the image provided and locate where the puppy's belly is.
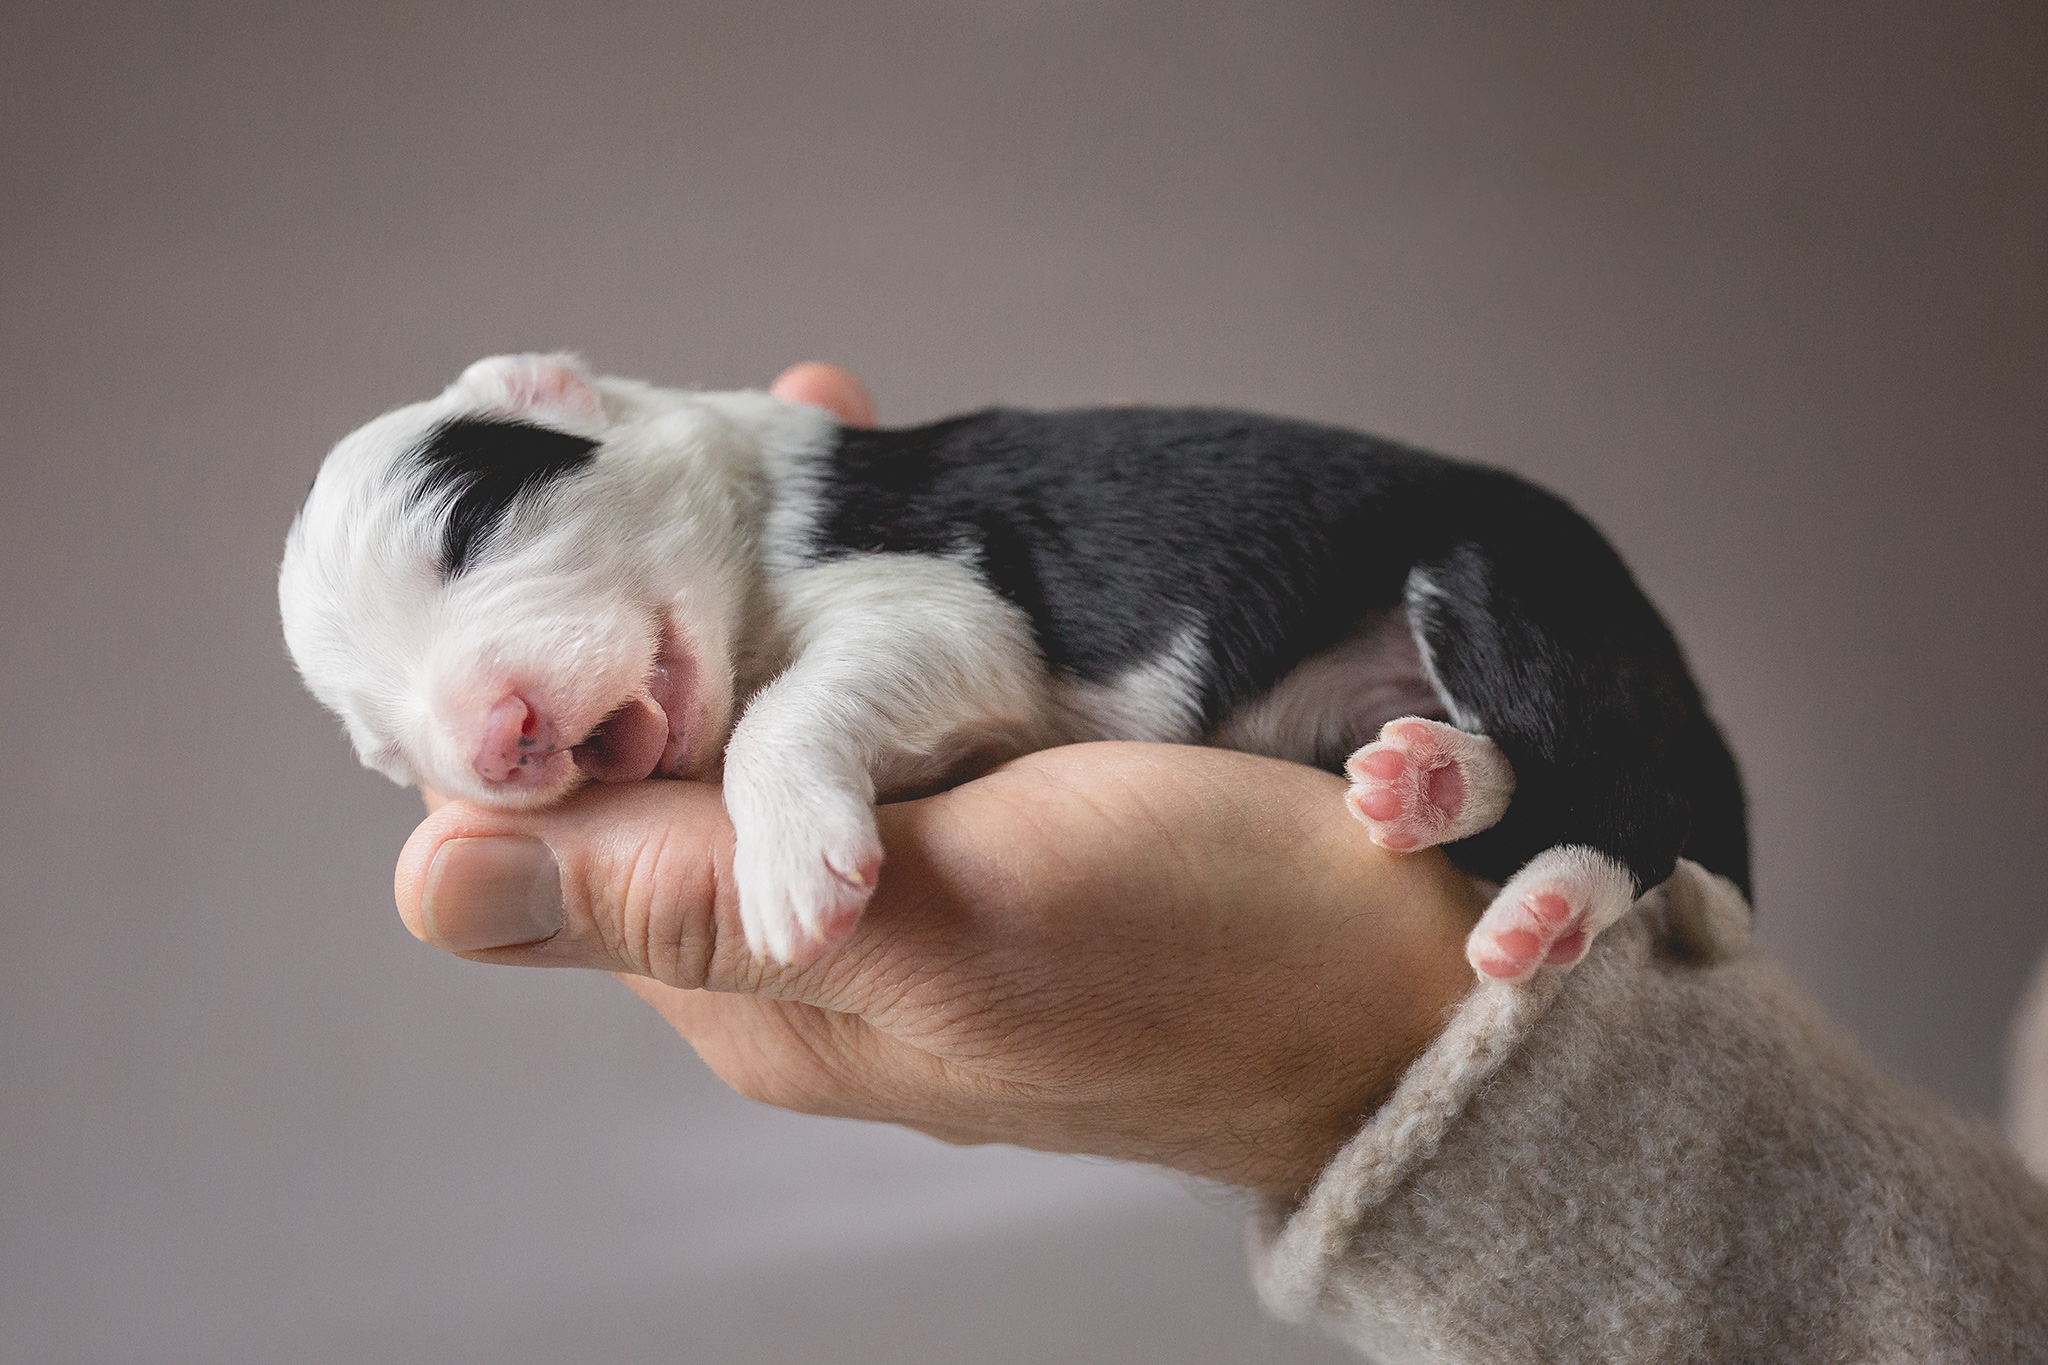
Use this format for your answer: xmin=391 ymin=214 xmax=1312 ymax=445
xmin=1209 ymin=608 xmax=1445 ymax=772
xmin=875 ymin=607 xmax=1444 ymax=801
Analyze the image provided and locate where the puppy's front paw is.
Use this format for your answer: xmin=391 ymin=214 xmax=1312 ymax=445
xmin=1466 ymin=846 xmax=1635 ymax=983
xmin=1345 ymin=718 xmax=1514 ymax=852
xmin=731 ymin=802 xmax=883 ymax=966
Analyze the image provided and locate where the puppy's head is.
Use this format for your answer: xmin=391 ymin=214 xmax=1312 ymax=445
xmin=280 ymin=353 xmax=758 ymax=808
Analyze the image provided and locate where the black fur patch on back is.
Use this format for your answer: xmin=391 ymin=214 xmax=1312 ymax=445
xmin=410 ymin=417 xmax=597 ymax=577
xmin=815 ymin=408 xmax=1449 ymax=721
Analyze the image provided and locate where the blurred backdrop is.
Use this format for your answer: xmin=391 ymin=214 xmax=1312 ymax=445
xmin=4 ymin=2 xmax=2044 ymax=1361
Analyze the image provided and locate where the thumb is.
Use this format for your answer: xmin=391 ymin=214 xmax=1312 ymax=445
xmin=393 ymin=779 xmax=846 ymax=1004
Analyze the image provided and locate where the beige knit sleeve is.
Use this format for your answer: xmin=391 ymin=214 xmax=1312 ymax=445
xmin=2010 ymin=948 xmax=2048 ymax=1185
xmin=1248 ymin=861 xmax=2048 ymax=1364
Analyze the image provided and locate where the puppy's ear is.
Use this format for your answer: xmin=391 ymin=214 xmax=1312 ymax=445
xmin=451 ymin=353 xmax=602 ymax=427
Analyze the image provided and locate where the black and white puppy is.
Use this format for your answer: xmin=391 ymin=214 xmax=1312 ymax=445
xmin=280 ymin=354 xmax=1749 ymax=974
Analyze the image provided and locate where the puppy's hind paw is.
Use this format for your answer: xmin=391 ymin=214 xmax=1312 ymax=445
xmin=1467 ymin=846 xmax=1635 ymax=983
xmin=1345 ymin=718 xmax=1514 ymax=853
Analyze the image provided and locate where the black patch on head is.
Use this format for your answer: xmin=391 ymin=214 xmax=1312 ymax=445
xmin=410 ymin=417 xmax=598 ymax=576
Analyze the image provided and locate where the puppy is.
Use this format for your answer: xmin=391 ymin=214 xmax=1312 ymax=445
xmin=280 ymin=353 xmax=1749 ymax=972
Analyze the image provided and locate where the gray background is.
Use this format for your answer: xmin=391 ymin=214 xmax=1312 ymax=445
xmin=4 ymin=2 xmax=2044 ymax=1361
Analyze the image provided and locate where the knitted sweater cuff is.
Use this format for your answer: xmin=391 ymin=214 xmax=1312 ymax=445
xmin=1244 ymin=858 xmax=2048 ymax=1362
xmin=1248 ymin=860 xmax=1751 ymax=1320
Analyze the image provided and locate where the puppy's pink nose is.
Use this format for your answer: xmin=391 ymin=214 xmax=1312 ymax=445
xmin=473 ymin=695 xmax=557 ymax=783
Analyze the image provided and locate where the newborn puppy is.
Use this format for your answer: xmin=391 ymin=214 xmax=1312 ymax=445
xmin=281 ymin=353 xmax=1749 ymax=973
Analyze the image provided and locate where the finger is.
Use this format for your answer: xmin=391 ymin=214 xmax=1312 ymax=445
xmin=769 ymin=362 xmax=877 ymax=428
xmin=392 ymin=779 xmax=878 ymax=1009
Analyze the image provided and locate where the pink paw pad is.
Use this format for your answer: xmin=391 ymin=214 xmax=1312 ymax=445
xmin=1466 ymin=848 xmax=1635 ymax=983
xmin=1344 ymin=718 xmax=1514 ymax=854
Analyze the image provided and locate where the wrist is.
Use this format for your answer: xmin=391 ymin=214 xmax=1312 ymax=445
xmin=1234 ymin=843 xmax=1481 ymax=1202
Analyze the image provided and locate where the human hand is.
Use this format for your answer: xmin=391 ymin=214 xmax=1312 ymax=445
xmin=396 ymin=363 xmax=1480 ymax=1201
xmin=400 ymin=740 xmax=1478 ymax=1199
